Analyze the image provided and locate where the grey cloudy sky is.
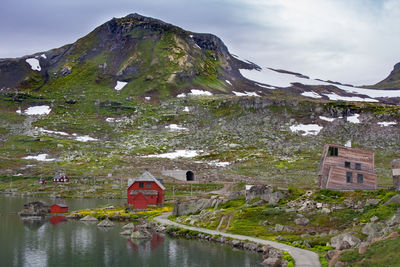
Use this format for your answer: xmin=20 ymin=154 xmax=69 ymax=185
xmin=1 ymin=0 xmax=399 ymax=85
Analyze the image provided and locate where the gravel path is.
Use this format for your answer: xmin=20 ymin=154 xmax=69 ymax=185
xmin=154 ymin=212 xmax=321 ymax=267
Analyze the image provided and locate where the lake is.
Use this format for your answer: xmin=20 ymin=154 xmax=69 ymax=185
xmin=0 ymin=196 xmax=262 ymax=267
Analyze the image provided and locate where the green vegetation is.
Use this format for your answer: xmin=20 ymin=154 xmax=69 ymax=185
xmin=340 ymin=233 xmax=400 ymax=266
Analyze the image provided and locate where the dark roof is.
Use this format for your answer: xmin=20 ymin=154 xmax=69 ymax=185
xmin=129 ymin=171 xmax=166 ymax=190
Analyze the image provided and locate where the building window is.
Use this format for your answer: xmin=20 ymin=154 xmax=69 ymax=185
xmin=357 ymin=173 xmax=364 ymax=183
xmin=345 ymin=161 xmax=351 ymax=168
xmin=346 ymin=172 xmax=353 ymax=183
xmin=146 ymin=182 xmax=151 ymax=189
xmin=328 ymin=146 xmax=338 ymax=156
xmin=139 ymin=182 xmax=144 ymax=188
xmin=355 ymin=163 xmax=361 ymax=170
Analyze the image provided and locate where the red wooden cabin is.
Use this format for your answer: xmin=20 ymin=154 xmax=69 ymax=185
xmin=127 ymin=171 xmax=165 ymax=210
xmin=50 ymin=204 xmax=69 ymax=213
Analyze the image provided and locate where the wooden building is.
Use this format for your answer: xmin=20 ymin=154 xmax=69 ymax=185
xmin=53 ymin=173 xmax=69 ymax=183
xmin=318 ymin=144 xmax=377 ymax=190
xmin=127 ymin=171 xmax=165 ymax=210
xmin=50 ymin=204 xmax=68 ymax=213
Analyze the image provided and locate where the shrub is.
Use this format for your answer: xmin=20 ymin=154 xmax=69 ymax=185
xmin=261 ymin=207 xmax=283 ymax=216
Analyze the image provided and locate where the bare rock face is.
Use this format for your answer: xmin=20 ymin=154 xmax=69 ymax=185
xmin=294 ymin=216 xmax=310 ymax=226
xmin=172 ymin=197 xmax=225 ymax=216
xmin=384 ymin=194 xmax=400 ymax=205
xmin=329 ymin=233 xmax=361 ymax=250
xmin=246 ymin=185 xmax=285 ymax=205
xmin=361 ymin=223 xmax=382 ymax=241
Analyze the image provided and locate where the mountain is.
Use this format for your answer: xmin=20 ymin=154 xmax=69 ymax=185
xmin=0 ymin=13 xmax=399 ymax=191
xmin=374 ymin=62 xmax=400 ymax=89
xmin=0 ymin=13 xmax=259 ymax=98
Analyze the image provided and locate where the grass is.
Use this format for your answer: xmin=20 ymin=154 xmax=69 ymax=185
xmin=340 ymin=233 xmax=400 ymax=266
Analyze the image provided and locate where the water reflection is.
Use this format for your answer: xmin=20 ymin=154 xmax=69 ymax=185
xmin=50 ymin=216 xmax=67 ymax=226
xmin=1 ymin=197 xmax=261 ymax=267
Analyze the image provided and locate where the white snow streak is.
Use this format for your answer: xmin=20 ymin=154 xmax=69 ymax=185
xmin=114 ymin=81 xmax=128 ymax=91
xmin=290 ymin=124 xmax=323 ymax=136
xmin=347 ymin=114 xmax=360 ymax=124
xmin=25 ymin=58 xmax=41 ymax=71
xmin=143 ymin=150 xmax=201 ymax=159
xmin=378 ymin=121 xmax=397 ymax=127
xmin=301 ymin=91 xmax=322 ymax=99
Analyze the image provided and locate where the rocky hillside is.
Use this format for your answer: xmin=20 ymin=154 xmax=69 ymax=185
xmin=0 ymin=13 xmax=399 ymax=189
xmin=374 ymin=62 xmax=400 ymax=89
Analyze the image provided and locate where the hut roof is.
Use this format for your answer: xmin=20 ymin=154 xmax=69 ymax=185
xmin=128 ymin=171 xmax=166 ymax=190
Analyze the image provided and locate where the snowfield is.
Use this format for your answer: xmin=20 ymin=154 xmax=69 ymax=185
xmin=301 ymin=91 xmax=322 ymax=99
xmin=347 ymin=114 xmax=360 ymax=124
xmin=232 ymin=91 xmax=260 ymax=97
xmin=319 ymin=116 xmax=336 ymax=122
xmin=290 ymin=124 xmax=323 ymax=136
xmin=23 ymin=154 xmax=55 ymax=162
xmin=19 ymin=105 xmax=51 ymax=115
xmin=240 ymin=67 xmax=400 ymax=100
xmin=189 ymin=89 xmax=213 ymax=96
xmin=165 ymin=124 xmax=188 ymax=131
xmin=25 ymin=58 xmax=41 ymax=71
xmin=143 ymin=150 xmax=201 ymax=159
xmin=378 ymin=121 xmax=397 ymax=127
xmin=114 ymin=81 xmax=128 ymax=91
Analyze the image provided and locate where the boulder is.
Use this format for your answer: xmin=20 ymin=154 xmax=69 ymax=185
xmin=330 ymin=233 xmax=361 ymax=249
xmin=386 ymin=214 xmax=400 ymax=227
xmin=19 ymin=201 xmax=49 ymax=217
xmin=120 ymin=229 xmax=133 ymax=236
xmin=358 ymin=242 xmax=370 ymax=254
xmin=370 ymin=216 xmax=379 ymax=223
xmin=246 ymin=185 xmax=285 ymax=205
xmin=97 ymin=218 xmax=114 ymax=227
xmin=122 ymin=223 xmax=135 ymax=229
xmin=131 ymin=229 xmax=152 ymax=239
xmin=294 ymin=217 xmax=310 ymax=226
xmin=321 ymin=208 xmax=331 ymax=214
xmin=361 ymin=223 xmax=382 ymax=241
xmin=173 ymin=198 xmax=225 ymax=216
xmin=261 ymin=258 xmax=281 ymax=267
xmin=80 ymin=215 xmax=98 ymax=222
xmin=365 ymin=199 xmax=380 ymax=206
xmin=384 ymin=194 xmax=400 ymax=205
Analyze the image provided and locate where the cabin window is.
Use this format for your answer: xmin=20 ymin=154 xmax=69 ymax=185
xmin=355 ymin=163 xmax=361 ymax=170
xmin=139 ymin=182 xmax=144 ymax=188
xmin=346 ymin=172 xmax=353 ymax=183
xmin=345 ymin=161 xmax=351 ymax=168
xmin=146 ymin=182 xmax=151 ymax=189
xmin=328 ymin=146 xmax=338 ymax=156
xmin=357 ymin=173 xmax=364 ymax=183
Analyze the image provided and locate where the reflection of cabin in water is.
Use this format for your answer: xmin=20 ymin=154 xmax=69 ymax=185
xmin=161 ymin=169 xmax=195 ymax=181
xmin=318 ymin=144 xmax=377 ymax=190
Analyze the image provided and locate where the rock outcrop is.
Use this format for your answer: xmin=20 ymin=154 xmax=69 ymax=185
xmin=245 ymin=185 xmax=285 ymax=205
xmin=173 ymin=197 xmax=225 ymax=216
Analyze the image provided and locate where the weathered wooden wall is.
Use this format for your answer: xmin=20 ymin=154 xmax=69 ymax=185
xmin=318 ymin=144 xmax=376 ymax=190
xmin=325 ymin=166 xmax=377 ymax=190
